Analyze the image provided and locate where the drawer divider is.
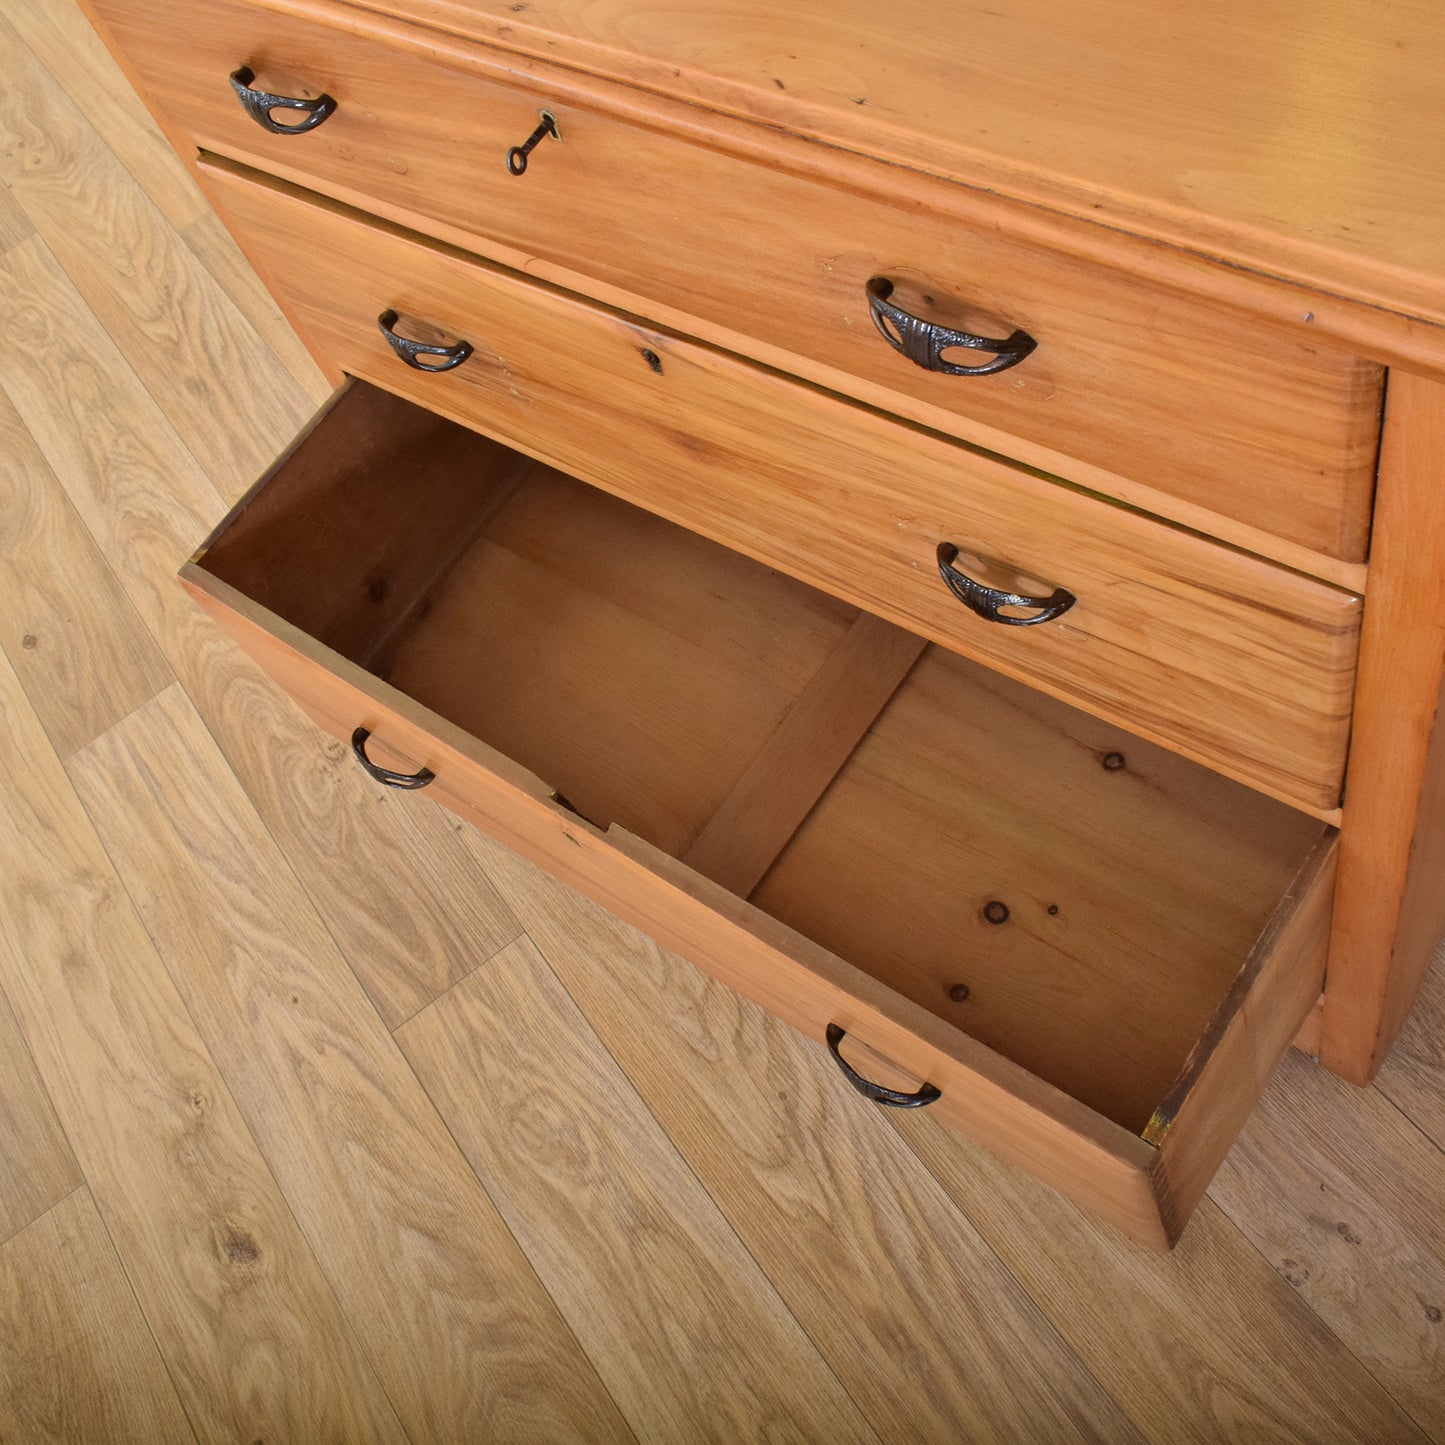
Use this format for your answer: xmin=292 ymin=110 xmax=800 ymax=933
xmin=681 ymin=613 xmax=927 ymax=896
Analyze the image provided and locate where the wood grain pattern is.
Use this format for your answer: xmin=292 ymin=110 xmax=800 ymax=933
xmin=0 ymin=384 xmax=171 ymax=757
xmin=198 ymin=380 xmax=535 ymax=665
xmin=1324 ymin=371 xmax=1445 ymax=1083
xmin=84 ymin=0 xmax=1384 ymax=561
xmin=1209 ymin=1051 xmax=1445 ymax=1440
xmin=1146 ymin=834 xmax=1336 ymax=1241
xmin=0 ymin=1189 xmax=194 ymax=1445
xmin=200 ymin=160 xmax=1364 ymax=814
xmin=0 ymin=989 xmax=80 ymax=1247
xmin=0 ymin=11 xmax=312 ymax=502
xmin=290 ymin=0 xmax=1445 ymax=344
xmin=181 ymin=207 xmax=330 ymax=403
xmin=1375 ymin=949 xmax=1445 ymax=1151
xmin=0 ymin=237 xmax=523 ymax=1031
xmin=458 ymin=829 xmax=1144 ymax=1443
xmin=380 ymin=480 xmax=855 ymax=858
xmin=15 ymin=9 xmax=1445 ymax=1432
xmin=0 ymin=0 xmax=204 ymax=232
xmin=399 ymin=936 xmax=880 ymax=1444
xmin=0 ymin=643 xmax=406 ymax=1443
xmin=67 ymin=681 xmax=632 ymax=1444
xmin=0 ymin=172 xmax=33 ymax=253
xmin=893 ymin=1106 xmax=1431 ymax=1444
xmin=754 ymin=646 xmax=1326 ymax=1133
xmin=180 ymin=569 xmax=1181 ymax=1243
xmin=682 ymin=612 xmax=926 ymax=896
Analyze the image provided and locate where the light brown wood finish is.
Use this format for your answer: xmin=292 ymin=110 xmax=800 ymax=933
xmin=84 ymin=0 xmax=1384 ymax=562
xmin=67 ymin=681 xmax=634 ymax=1444
xmin=753 ymin=647 xmax=1328 ymax=1132
xmin=199 ymin=161 xmax=1364 ymax=815
xmin=0 ymin=644 xmax=406 ymax=1443
xmin=0 ymin=237 xmax=523 ymax=1031
xmin=0 ymin=11 xmax=312 ymax=502
xmin=1208 ymin=1051 xmax=1445 ymax=1439
xmin=459 ymin=831 xmax=1144 ymax=1443
xmin=0 ymin=1190 xmax=194 ymax=1444
xmin=181 ymin=207 xmax=330 ymax=401
xmin=0 ymin=991 xmax=81 ymax=1247
xmin=1146 ymin=834 xmax=1336 ymax=1238
xmin=13 ymin=13 xmax=1445 ymax=1431
xmin=0 ymin=172 xmax=33 ymax=252
xmin=376 ymin=481 xmax=858 ymax=858
xmin=683 ymin=612 xmax=926 ymax=895
xmin=1376 ymin=953 xmax=1445 ymax=1149
xmin=1324 ymin=371 xmax=1445 ymax=1084
xmin=2 ymin=0 xmax=204 ymax=233
xmin=894 ymin=1108 xmax=1433 ymax=1444
xmin=180 ymin=553 xmax=1336 ymax=1244
xmin=399 ymin=937 xmax=881 ymax=1445
xmin=318 ymin=0 xmax=1445 ymax=346
xmin=181 ymin=568 xmax=1174 ymax=1241
xmin=0 ymin=385 xmax=172 ymax=758
xmin=199 ymin=380 xmax=536 ymax=664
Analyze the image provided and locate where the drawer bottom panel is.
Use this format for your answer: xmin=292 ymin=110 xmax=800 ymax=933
xmin=181 ymin=381 xmax=1334 ymax=1247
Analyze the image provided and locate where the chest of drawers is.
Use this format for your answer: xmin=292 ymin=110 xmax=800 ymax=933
xmin=81 ymin=0 xmax=1445 ymax=1248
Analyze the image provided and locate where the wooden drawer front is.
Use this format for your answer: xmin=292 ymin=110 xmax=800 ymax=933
xmin=178 ymin=379 xmax=1336 ymax=1249
xmin=89 ymin=0 xmax=1381 ymax=562
xmin=201 ymin=158 xmax=1361 ymax=813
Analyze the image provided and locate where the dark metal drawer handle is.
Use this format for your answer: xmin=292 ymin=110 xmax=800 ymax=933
xmin=351 ymin=727 xmax=435 ymax=789
xmin=507 ymin=110 xmax=560 ymax=175
xmin=377 ymin=310 xmax=474 ymax=372
xmin=937 ymin=542 xmax=1075 ymax=626
xmin=866 ymin=276 xmax=1036 ymax=377
xmin=229 ymin=66 xmax=336 ymax=134
xmin=826 ymin=1024 xmax=940 ymax=1108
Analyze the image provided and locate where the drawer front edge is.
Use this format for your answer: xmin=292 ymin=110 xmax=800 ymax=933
xmin=181 ymin=562 xmax=1173 ymax=1248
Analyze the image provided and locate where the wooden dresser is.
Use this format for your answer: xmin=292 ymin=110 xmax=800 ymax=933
xmin=80 ymin=0 xmax=1445 ymax=1248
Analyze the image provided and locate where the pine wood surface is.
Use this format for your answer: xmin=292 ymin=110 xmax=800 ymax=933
xmin=317 ymin=0 xmax=1445 ymax=338
xmin=0 ymin=4 xmax=1442 ymax=1438
xmin=82 ymin=0 xmax=1386 ymax=564
xmin=196 ymin=157 xmax=1365 ymax=818
xmin=1323 ymin=371 xmax=1445 ymax=1084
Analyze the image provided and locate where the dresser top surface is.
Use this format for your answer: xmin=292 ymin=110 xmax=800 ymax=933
xmin=362 ymin=0 xmax=1445 ymax=325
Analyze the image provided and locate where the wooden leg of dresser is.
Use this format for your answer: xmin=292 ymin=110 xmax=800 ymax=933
xmin=1322 ymin=369 xmax=1445 ymax=1084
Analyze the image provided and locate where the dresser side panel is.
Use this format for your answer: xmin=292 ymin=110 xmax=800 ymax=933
xmin=1323 ymin=369 xmax=1445 ymax=1081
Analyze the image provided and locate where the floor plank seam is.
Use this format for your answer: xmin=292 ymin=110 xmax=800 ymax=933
xmin=0 ymin=1183 xmax=87 ymax=1255
xmin=384 ymin=915 xmax=529 ymax=1034
xmin=45 ymin=669 xmax=177 ymax=763
xmin=0 ymin=979 xmax=84 ymax=1242
xmin=1373 ymin=1082 xmax=1445 ymax=1158
xmin=883 ymin=1113 xmax=1150 ymax=1441
xmin=0 ymin=231 xmax=233 ymax=528
xmin=0 ymin=10 xmax=315 ymax=499
xmin=83 ymin=1186 xmax=207 ymax=1445
xmin=52 ymin=733 xmax=414 ymax=1445
xmin=1202 ymin=1177 xmax=1437 ymax=1443
xmin=389 ymin=999 xmax=645 ymax=1445
xmin=497 ymin=921 xmax=894 ymax=1442
xmin=168 ymin=680 xmax=471 ymax=1046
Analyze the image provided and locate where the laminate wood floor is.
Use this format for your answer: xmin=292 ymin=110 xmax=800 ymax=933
xmin=0 ymin=4 xmax=1441 ymax=1440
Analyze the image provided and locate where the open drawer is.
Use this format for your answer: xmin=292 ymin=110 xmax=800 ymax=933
xmin=181 ymin=380 xmax=1336 ymax=1248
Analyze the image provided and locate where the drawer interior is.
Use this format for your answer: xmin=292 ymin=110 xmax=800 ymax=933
xmin=197 ymin=381 xmax=1329 ymax=1137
